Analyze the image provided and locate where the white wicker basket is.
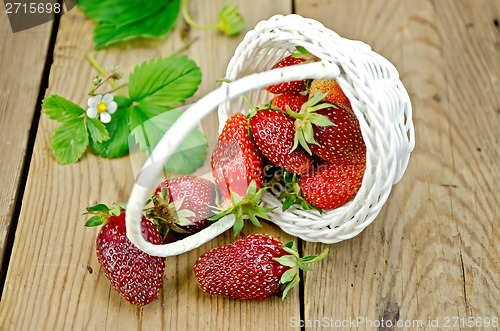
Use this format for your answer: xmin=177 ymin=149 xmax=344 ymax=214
xmin=125 ymin=14 xmax=414 ymax=257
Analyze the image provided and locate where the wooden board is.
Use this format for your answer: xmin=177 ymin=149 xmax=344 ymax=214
xmin=1 ymin=0 xmax=499 ymax=330
xmin=0 ymin=1 xmax=299 ymax=330
xmin=296 ymin=0 xmax=499 ymax=327
xmin=0 ymin=9 xmax=53 ymax=275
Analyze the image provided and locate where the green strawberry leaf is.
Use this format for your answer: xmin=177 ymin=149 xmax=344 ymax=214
xmin=78 ymin=0 xmax=162 ymax=25
xmin=247 ymin=212 xmax=262 ymax=228
xmin=281 ymin=274 xmax=300 ymax=300
xmin=301 ymin=248 xmax=329 ymax=264
xmin=78 ymin=0 xmax=180 ymax=49
xmin=279 ymin=268 xmax=298 ymax=284
xmin=303 ymin=121 xmax=316 ymax=145
xmin=85 ymin=203 xmax=110 ymax=213
xmin=43 ymin=95 xmax=85 ymax=122
xmin=50 ymin=118 xmax=89 ymax=164
xmin=86 ymin=117 xmax=109 ymax=143
xmin=273 ymin=256 xmax=297 ymax=268
xmin=308 ymin=113 xmax=335 ymax=127
xmin=129 ymin=108 xmax=208 ymax=175
xmin=85 ymin=215 xmax=106 ymax=227
xmin=233 ymin=215 xmax=244 ymax=236
xmin=282 ymin=196 xmax=295 ymax=211
xmin=128 ymin=54 xmax=202 ymax=106
xmin=90 ymin=96 xmax=132 ymax=158
xmin=294 ymin=46 xmax=310 ymax=56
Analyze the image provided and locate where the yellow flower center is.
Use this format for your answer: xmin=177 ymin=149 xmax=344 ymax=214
xmin=96 ymin=102 xmax=107 ymax=113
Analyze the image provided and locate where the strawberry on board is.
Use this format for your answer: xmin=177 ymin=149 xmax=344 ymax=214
xmin=249 ymin=108 xmax=313 ymax=175
xmin=193 ymin=234 xmax=328 ymax=300
xmin=265 ymin=47 xmax=318 ymax=95
xmin=299 ymin=162 xmax=365 ymax=210
xmin=309 ymin=78 xmax=352 ymax=109
xmin=84 ymin=204 xmax=165 ymax=307
xmin=151 ymin=175 xmax=217 ymax=234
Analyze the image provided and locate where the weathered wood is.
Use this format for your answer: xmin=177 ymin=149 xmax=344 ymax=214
xmin=0 ymin=1 xmax=296 ymax=330
xmin=297 ymin=0 xmax=499 ymax=328
xmin=1 ymin=0 xmax=499 ymax=330
xmin=0 ymin=10 xmax=53 ymax=275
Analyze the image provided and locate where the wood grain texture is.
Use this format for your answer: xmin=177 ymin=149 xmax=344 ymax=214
xmin=1 ymin=0 xmax=499 ymax=330
xmin=296 ymin=0 xmax=499 ymax=327
xmin=0 ymin=10 xmax=53 ymax=275
xmin=0 ymin=1 xmax=297 ymax=330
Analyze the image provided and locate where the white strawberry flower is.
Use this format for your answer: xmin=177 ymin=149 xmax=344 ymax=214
xmin=86 ymin=94 xmax=117 ymax=123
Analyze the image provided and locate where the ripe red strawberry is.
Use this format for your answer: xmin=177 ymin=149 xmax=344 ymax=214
xmin=271 ymin=94 xmax=308 ymax=114
xmin=309 ymin=78 xmax=352 ymax=109
xmin=286 ymin=91 xmax=366 ymax=165
xmin=211 ymin=113 xmax=264 ymax=204
xmin=249 ymin=109 xmax=312 ymax=175
xmin=210 ymin=113 xmax=274 ymax=235
xmin=307 ymin=101 xmax=366 ymax=164
xmin=265 ymin=55 xmax=310 ymax=95
xmin=152 ymin=175 xmax=217 ymax=234
xmin=265 ymin=47 xmax=318 ymax=95
xmin=84 ymin=206 xmax=166 ymax=307
xmin=193 ymin=234 xmax=328 ymax=300
xmin=299 ymin=162 xmax=365 ymax=210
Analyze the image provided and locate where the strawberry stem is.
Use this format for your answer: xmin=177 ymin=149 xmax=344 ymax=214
xmin=279 ymin=171 xmax=322 ymax=212
xmin=86 ymin=53 xmax=126 ymax=96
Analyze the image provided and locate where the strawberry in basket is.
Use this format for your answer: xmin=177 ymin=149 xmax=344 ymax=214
xmin=210 ymin=113 xmax=275 ymax=234
xmin=309 ymin=78 xmax=352 ymax=109
xmin=283 ymin=162 xmax=366 ymax=210
xmin=248 ymin=107 xmax=313 ymax=175
xmin=265 ymin=46 xmax=318 ymax=95
xmin=276 ymin=91 xmax=365 ymax=165
xmin=271 ymin=94 xmax=308 ymax=114
xmin=254 ymin=47 xmax=367 ymax=211
xmin=83 ymin=204 xmax=165 ymax=307
xmin=194 ymin=234 xmax=328 ymax=300
xmin=245 ymin=94 xmax=313 ymax=175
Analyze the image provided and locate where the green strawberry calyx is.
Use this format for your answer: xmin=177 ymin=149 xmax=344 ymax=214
xmin=290 ymin=46 xmax=319 ymax=62
xmin=273 ymin=241 xmax=329 ymax=300
xmin=287 ymin=91 xmax=337 ymax=155
xmin=279 ymin=171 xmax=323 ymax=213
xmin=148 ymin=187 xmax=196 ymax=235
xmin=210 ymin=180 xmax=276 ymax=236
xmin=83 ymin=202 xmax=126 ymax=227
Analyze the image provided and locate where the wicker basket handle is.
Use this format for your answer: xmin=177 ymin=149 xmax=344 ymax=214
xmin=125 ymin=61 xmax=341 ymax=257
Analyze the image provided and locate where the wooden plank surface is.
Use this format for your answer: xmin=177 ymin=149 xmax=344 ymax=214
xmin=297 ymin=0 xmax=500 ymax=327
xmin=0 ymin=9 xmax=53 ymax=275
xmin=0 ymin=1 xmax=300 ymax=330
xmin=1 ymin=0 xmax=499 ymax=330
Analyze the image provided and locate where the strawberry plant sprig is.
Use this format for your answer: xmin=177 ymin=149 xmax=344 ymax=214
xmin=181 ymin=0 xmax=245 ymax=36
xmin=43 ymin=53 xmax=206 ymax=175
